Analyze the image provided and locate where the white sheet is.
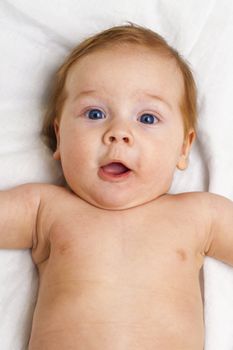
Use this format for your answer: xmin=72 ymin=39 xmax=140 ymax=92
xmin=0 ymin=0 xmax=233 ymax=349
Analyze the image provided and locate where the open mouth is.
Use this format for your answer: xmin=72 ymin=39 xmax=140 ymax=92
xmin=99 ymin=162 xmax=132 ymax=180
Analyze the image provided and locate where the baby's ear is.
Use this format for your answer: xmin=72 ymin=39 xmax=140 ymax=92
xmin=176 ymin=129 xmax=196 ymax=170
xmin=53 ymin=119 xmax=61 ymax=160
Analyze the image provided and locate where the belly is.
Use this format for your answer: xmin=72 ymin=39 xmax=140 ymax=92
xmin=28 ymin=278 xmax=204 ymax=350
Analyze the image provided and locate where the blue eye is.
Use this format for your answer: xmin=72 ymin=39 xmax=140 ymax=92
xmin=86 ymin=109 xmax=105 ymax=120
xmin=139 ymin=113 xmax=159 ymax=124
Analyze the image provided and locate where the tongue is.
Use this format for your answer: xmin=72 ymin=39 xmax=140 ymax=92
xmin=102 ymin=162 xmax=129 ymax=175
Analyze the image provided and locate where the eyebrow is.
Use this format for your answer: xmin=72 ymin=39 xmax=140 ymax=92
xmin=142 ymin=92 xmax=172 ymax=110
xmin=73 ymin=89 xmax=172 ymax=110
xmin=73 ymin=90 xmax=98 ymax=100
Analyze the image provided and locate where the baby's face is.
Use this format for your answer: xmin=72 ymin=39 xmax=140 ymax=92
xmin=54 ymin=45 xmax=194 ymax=209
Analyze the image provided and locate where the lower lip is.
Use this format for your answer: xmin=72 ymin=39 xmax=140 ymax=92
xmin=98 ymin=167 xmax=132 ymax=182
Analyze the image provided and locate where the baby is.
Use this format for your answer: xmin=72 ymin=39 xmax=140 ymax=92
xmin=1 ymin=24 xmax=233 ymax=350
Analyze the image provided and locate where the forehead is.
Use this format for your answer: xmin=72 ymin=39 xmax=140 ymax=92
xmin=65 ymin=45 xmax=184 ymax=107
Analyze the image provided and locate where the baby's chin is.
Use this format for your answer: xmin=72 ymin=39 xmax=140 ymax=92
xmin=68 ymin=186 xmax=167 ymax=211
xmin=75 ymin=192 xmax=138 ymax=210
xmin=82 ymin=199 xmax=141 ymax=211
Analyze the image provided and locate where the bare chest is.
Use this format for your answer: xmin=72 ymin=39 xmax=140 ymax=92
xmin=37 ymin=205 xmax=202 ymax=292
xmin=30 ymin=201 xmax=205 ymax=349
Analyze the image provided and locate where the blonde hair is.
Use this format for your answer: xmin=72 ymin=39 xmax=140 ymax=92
xmin=42 ymin=23 xmax=197 ymax=152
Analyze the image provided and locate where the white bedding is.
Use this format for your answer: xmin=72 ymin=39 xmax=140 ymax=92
xmin=0 ymin=0 xmax=233 ymax=348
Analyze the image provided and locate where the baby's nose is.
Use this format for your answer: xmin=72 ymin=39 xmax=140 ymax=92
xmin=103 ymin=128 xmax=134 ymax=146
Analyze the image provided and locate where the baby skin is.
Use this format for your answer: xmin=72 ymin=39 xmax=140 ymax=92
xmin=1 ymin=44 xmax=233 ymax=350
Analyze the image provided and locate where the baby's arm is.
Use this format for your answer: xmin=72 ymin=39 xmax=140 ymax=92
xmin=204 ymin=193 xmax=233 ymax=266
xmin=0 ymin=184 xmax=41 ymax=249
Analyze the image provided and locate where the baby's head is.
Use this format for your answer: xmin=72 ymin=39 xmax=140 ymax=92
xmin=43 ymin=24 xmax=197 ymax=209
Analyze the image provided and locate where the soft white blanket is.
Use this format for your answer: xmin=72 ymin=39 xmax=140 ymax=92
xmin=0 ymin=0 xmax=233 ymax=349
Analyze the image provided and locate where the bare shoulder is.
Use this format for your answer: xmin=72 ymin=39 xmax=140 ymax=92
xmin=24 ymin=182 xmax=68 ymax=198
xmin=166 ymin=191 xmax=212 ymax=213
xmin=166 ymin=191 xmax=233 ymax=257
xmin=30 ymin=182 xmax=75 ymax=222
xmin=0 ymin=183 xmax=71 ymax=250
xmin=30 ymin=183 xmax=73 ymax=265
xmin=166 ymin=191 xmax=213 ymax=242
xmin=8 ymin=182 xmax=67 ymax=200
xmin=172 ymin=191 xmax=233 ymax=265
xmin=169 ymin=191 xmax=222 ymax=229
xmin=169 ymin=191 xmax=231 ymax=214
